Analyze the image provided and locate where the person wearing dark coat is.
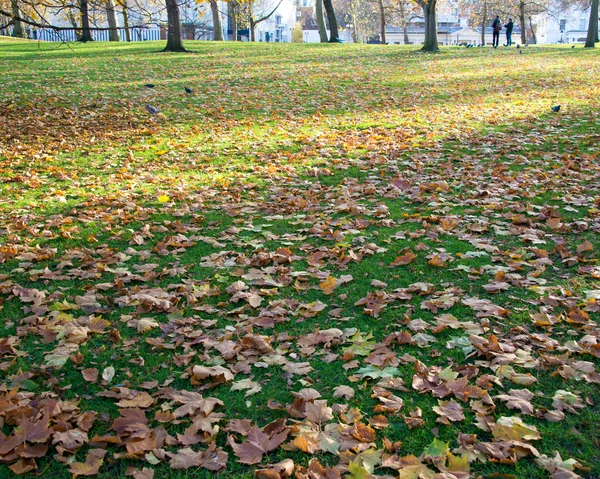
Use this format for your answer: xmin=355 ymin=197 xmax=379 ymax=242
xmin=492 ymin=16 xmax=502 ymax=48
xmin=504 ymin=19 xmax=514 ymax=46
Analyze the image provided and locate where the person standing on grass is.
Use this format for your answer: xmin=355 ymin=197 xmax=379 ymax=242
xmin=492 ymin=15 xmax=502 ymax=48
xmin=505 ymin=18 xmax=514 ymax=46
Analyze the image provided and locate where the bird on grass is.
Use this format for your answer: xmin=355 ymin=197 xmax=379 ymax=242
xmin=551 ymin=105 xmax=561 ymax=112
xmin=146 ymin=104 xmax=160 ymax=115
xmin=144 ymin=83 xmax=155 ymax=88
xmin=519 ymin=50 xmax=523 ymax=54
xmin=184 ymin=86 xmax=193 ymax=94
xmin=571 ymin=45 xmax=575 ymax=48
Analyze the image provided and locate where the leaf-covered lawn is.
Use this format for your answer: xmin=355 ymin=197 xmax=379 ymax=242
xmin=0 ymin=39 xmax=599 ymax=479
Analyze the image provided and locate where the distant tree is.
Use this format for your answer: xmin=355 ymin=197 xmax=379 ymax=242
xmin=335 ymin=0 xmax=378 ymax=43
xmin=238 ymin=0 xmax=283 ymax=41
xmin=388 ymin=0 xmax=421 ymax=44
xmin=459 ymin=0 xmax=499 ymax=45
xmin=291 ymin=20 xmax=303 ymax=40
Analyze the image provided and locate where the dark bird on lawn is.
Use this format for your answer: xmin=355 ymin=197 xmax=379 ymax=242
xmin=184 ymin=86 xmax=193 ymax=94
xmin=519 ymin=50 xmax=523 ymax=54
xmin=144 ymin=83 xmax=155 ymax=88
xmin=146 ymin=104 xmax=160 ymax=115
xmin=551 ymin=105 xmax=561 ymax=112
xmin=114 ymin=57 xmax=119 ymax=62
xmin=571 ymin=45 xmax=575 ymax=48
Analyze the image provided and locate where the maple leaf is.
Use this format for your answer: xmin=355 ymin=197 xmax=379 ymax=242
xmin=332 ymin=385 xmax=355 ymax=399
xmin=391 ymin=251 xmax=417 ymax=266
xmin=422 ymin=438 xmax=449 ymax=459
xmin=230 ymin=378 xmax=262 ymax=397
xmin=357 ymin=365 xmax=400 ymax=380
xmin=305 ymin=400 xmax=333 ymax=425
xmin=491 ymin=416 xmax=541 ymax=442
xmin=319 ymin=275 xmax=337 ymax=295
xmin=189 ymin=365 xmax=234 ymax=387
xmin=229 ymin=422 xmax=289 ymax=464
xmin=343 ymin=331 xmax=377 ymax=356
xmin=69 ymin=449 xmax=106 ymax=477
xmin=81 ymin=368 xmax=99 ymax=383
xmin=494 ymin=389 xmax=535 ymax=415
xmin=171 ymin=391 xmax=224 ymax=418
xmin=433 ymin=399 xmax=465 ymax=424
xmin=255 ymin=459 xmax=294 ymax=479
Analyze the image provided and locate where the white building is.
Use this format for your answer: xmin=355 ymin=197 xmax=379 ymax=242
xmin=535 ymin=5 xmax=592 ymax=44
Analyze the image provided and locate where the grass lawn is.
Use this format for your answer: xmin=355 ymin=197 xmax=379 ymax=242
xmin=0 ymin=38 xmax=599 ymax=479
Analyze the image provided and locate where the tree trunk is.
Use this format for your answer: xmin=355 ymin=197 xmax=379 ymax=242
xmin=10 ymin=0 xmax=26 ymax=38
xmin=403 ymin=24 xmax=409 ymax=44
xmin=79 ymin=0 xmax=94 ymax=42
xmin=528 ymin=15 xmax=536 ymax=44
xmin=519 ymin=1 xmax=526 ymax=44
xmin=250 ymin=17 xmax=256 ymax=41
xmin=421 ymin=0 xmax=438 ymax=51
xmin=163 ymin=0 xmax=186 ymax=51
xmin=322 ymin=0 xmax=339 ymax=42
xmin=118 ymin=0 xmax=131 ymax=41
xmin=230 ymin=0 xmax=238 ymax=40
xmin=68 ymin=12 xmax=82 ymax=40
xmin=585 ymin=0 xmax=598 ymax=47
xmin=377 ymin=0 xmax=386 ymax=43
xmin=481 ymin=0 xmax=486 ymax=45
xmin=210 ymin=0 xmax=223 ymax=40
xmin=315 ymin=0 xmax=328 ymax=42
xmin=106 ymin=0 xmax=120 ymax=41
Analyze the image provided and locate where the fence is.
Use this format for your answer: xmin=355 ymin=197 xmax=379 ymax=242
xmin=1 ymin=26 xmax=163 ymax=42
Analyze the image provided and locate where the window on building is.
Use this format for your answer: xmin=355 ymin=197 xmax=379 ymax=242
xmin=276 ymin=15 xmax=282 ymax=25
xmin=579 ymin=18 xmax=586 ymax=31
xmin=559 ymin=19 xmax=566 ymax=32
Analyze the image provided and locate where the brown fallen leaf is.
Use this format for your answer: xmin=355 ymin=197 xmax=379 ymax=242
xmin=69 ymin=449 xmax=107 ymax=477
xmin=229 ymin=421 xmax=289 ymax=464
xmin=82 ymin=368 xmax=99 ymax=383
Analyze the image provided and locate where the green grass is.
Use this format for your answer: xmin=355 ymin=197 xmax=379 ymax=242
xmin=0 ymin=38 xmax=599 ymax=479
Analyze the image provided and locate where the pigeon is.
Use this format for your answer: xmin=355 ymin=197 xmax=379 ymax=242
xmin=184 ymin=86 xmax=193 ymax=94
xmin=571 ymin=45 xmax=575 ymax=48
xmin=519 ymin=50 xmax=523 ymax=54
xmin=144 ymin=83 xmax=155 ymax=88
xmin=145 ymin=104 xmax=159 ymax=115
xmin=114 ymin=57 xmax=119 ymax=62
xmin=551 ymin=105 xmax=561 ymax=112
xmin=516 ymin=44 xmax=520 ymax=48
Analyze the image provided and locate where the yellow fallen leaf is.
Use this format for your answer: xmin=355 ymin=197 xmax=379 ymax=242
xmin=319 ymin=275 xmax=336 ymax=295
xmin=157 ymin=195 xmax=170 ymax=203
